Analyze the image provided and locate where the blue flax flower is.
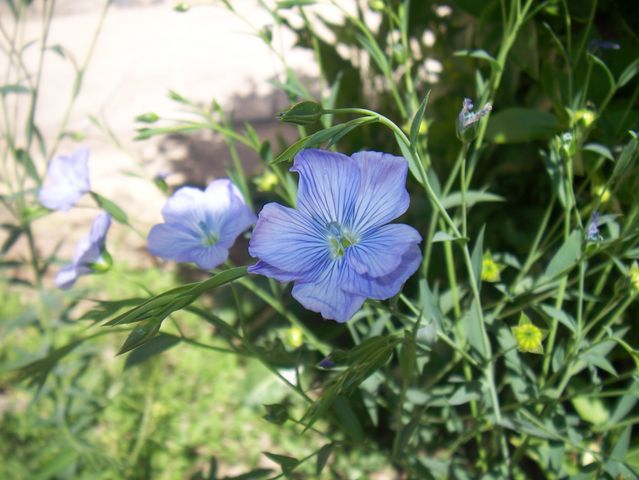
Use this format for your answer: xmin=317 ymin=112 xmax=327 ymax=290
xmin=56 ymin=212 xmax=112 ymax=289
xmin=147 ymin=179 xmax=256 ymax=270
xmin=248 ymin=149 xmax=422 ymax=323
xmin=39 ymin=148 xmax=91 ymax=211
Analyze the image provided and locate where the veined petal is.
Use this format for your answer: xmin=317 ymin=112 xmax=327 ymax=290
xmin=348 ymin=224 xmax=421 ymax=277
xmin=351 ymin=151 xmax=410 ymax=232
xmin=248 ymin=260 xmax=306 ymax=282
xmin=292 ymin=260 xmax=366 ymax=322
xmin=343 ymin=244 xmax=421 ymax=300
xmin=291 ymin=149 xmax=360 ymax=224
xmin=190 ymin=245 xmax=230 ymax=270
xmin=39 ymin=148 xmax=91 ymax=211
xmin=248 ymin=202 xmax=328 ymax=280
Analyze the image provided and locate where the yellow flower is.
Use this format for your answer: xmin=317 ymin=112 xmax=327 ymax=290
xmin=511 ymin=314 xmax=545 ymax=354
xmin=402 ymin=118 xmax=428 ymax=136
xmin=254 ymin=171 xmax=278 ymax=192
xmin=481 ymin=252 xmax=502 ymax=283
xmin=629 ymin=262 xmax=639 ymax=293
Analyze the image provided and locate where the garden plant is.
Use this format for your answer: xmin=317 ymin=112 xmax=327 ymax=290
xmin=2 ymin=0 xmax=639 ymax=478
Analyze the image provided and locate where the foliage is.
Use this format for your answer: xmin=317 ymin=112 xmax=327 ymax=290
xmin=2 ymin=0 xmax=639 ymax=478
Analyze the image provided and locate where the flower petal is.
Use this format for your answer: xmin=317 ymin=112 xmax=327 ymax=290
xmin=351 ymin=151 xmax=410 ymax=232
xmin=148 ymin=223 xmax=228 ymax=270
xmin=160 ymin=187 xmax=208 ymax=236
xmin=248 ymin=260 xmax=304 ymax=282
xmin=206 ymin=180 xmax=256 ymax=247
xmin=292 ymin=261 xmax=366 ymax=322
xmin=343 ymin=244 xmax=422 ymax=300
xmin=39 ymin=148 xmax=91 ymax=211
xmin=291 ymin=149 xmax=360 ymax=225
xmin=73 ymin=212 xmax=112 ymax=266
xmin=348 ymin=224 xmax=421 ymax=277
xmin=248 ymin=202 xmax=328 ymax=281
xmin=55 ymin=264 xmax=79 ymax=290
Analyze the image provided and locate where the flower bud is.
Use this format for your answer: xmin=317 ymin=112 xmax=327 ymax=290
xmin=278 ymin=101 xmax=323 ymax=125
xmin=456 ymin=98 xmax=492 ymax=143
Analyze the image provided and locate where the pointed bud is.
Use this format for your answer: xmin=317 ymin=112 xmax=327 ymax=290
xmin=278 ymin=101 xmax=323 ymax=125
xmin=456 ymin=97 xmax=492 ymax=142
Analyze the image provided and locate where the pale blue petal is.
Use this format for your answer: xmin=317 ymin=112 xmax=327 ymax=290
xmin=148 ymin=223 xmax=202 ymax=260
xmin=351 ymin=151 xmax=410 ymax=232
xmin=343 ymin=244 xmax=422 ymax=300
xmin=74 ymin=212 xmax=112 ymax=267
xmin=190 ymin=245 xmax=229 ymax=270
xmin=55 ymin=263 xmax=78 ymax=290
xmin=39 ymin=148 xmax=91 ymax=211
xmin=291 ymin=261 xmax=366 ymax=323
xmin=147 ymin=223 xmax=228 ymax=269
xmin=291 ymin=149 xmax=360 ymax=224
xmin=347 ymin=224 xmax=421 ymax=277
xmin=248 ymin=260 xmax=306 ymax=282
xmin=161 ymin=187 xmax=209 ymax=237
xmin=206 ymin=180 xmax=256 ymax=247
xmin=248 ymin=202 xmax=328 ymax=281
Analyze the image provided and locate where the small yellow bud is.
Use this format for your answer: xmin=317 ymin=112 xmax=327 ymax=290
xmin=481 ymin=252 xmax=502 ymax=283
xmin=511 ymin=314 xmax=545 ymax=354
xmin=591 ymin=183 xmax=611 ymax=203
xmin=254 ymin=171 xmax=278 ymax=192
xmin=574 ymin=109 xmax=596 ymax=128
xmin=284 ymin=326 xmax=304 ymax=348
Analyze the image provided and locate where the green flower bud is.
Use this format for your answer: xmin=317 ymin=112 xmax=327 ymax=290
xmin=278 ymin=101 xmax=323 ymax=125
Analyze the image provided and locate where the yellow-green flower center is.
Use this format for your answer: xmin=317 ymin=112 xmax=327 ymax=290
xmin=327 ymin=222 xmax=358 ymax=259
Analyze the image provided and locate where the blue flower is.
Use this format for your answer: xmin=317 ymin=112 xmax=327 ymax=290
xmin=248 ymin=149 xmax=422 ymax=323
xmin=586 ymin=210 xmax=602 ymax=242
xmin=56 ymin=212 xmax=112 ymax=289
xmin=39 ymin=148 xmax=91 ymax=211
xmin=147 ymin=179 xmax=256 ymax=270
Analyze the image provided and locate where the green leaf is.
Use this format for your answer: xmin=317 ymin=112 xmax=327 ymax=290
xmin=471 ymin=225 xmax=486 ymax=291
xmin=461 ymin=303 xmax=487 ymax=358
xmin=612 ymin=133 xmax=638 ymax=181
xmin=262 ymin=452 xmax=299 ymax=472
xmin=332 ymin=395 xmax=365 ymax=442
xmin=587 ymin=53 xmax=615 ymax=96
xmin=118 ymin=318 xmax=162 ymax=355
xmin=276 ymin=0 xmax=316 ymax=8
xmin=270 ymin=117 xmax=376 ymax=165
xmin=106 ymin=267 xmax=247 ymax=326
xmin=224 ymin=468 xmax=272 ymax=480
xmin=90 ymin=192 xmax=128 ymax=224
xmin=440 ymin=190 xmax=505 ymax=209
xmin=454 ymin=49 xmax=501 ymax=72
xmin=393 ymin=131 xmax=425 ymax=188
xmin=316 ymin=444 xmax=333 ymax=476
xmin=448 ymin=382 xmax=482 ymax=406
xmin=610 ymin=426 xmax=632 ymax=461
xmin=538 ymin=304 xmax=576 ymax=333
xmin=270 ymin=136 xmax=309 ymax=165
xmin=410 ymin=91 xmax=431 ymax=146
xmin=356 ymin=32 xmax=388 ymax=74
xmin=618 ymin=57 xmax=639 ymax=88
xmin=124 ymin=333 xmax=181 ymax=369
xmin=486 ymin=108 xmax=560 ymax=143
xmin=0 ymin=84 xmax=30 ymax=95
xmin=583 ymin=143 xmax=613 ymax=161
xmin=16 ymin=148 xmax=40 ymax=184
xmin=544 ymin=230 xmax=581 ymax=279
xmin=431 ymin=231 xmax=458 ymax=243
